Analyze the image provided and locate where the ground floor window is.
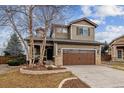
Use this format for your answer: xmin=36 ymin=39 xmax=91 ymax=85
xmin=117 ymin=49 xmax=123 ymax=59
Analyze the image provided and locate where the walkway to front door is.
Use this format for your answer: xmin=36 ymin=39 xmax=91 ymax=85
xmin=66 ymin=65 xmax=124 ymax=88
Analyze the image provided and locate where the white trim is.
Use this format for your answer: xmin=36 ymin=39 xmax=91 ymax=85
xmin=72 ymin=24 xmax=94 ymax=27
xmin=113 ymin=45 xmax=124 ymax=47
xmin=55 ymin=43 xmax=58 ymax=56
xmin=113 ymin=46 xmax=117 ymax=58
xmin=61 ymin=48 xmax=97 ymax=55
xmin=61 ymin=48 xmax=97 ymax=51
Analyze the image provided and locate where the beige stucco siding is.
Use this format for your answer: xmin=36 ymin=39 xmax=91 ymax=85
xmin=111 ymin=38 xmax=124 ymax=45
xmin=53 ymin=20 xmax=95 ymax=40
xmin=70 ymin=20 xmax=95 ymax=41
xmin=71 ymin=25 xmax=95 ymax=40
xmin=74 ymin=20 xmax=95 ymax=26
xmin=110 ymin=46 xmax=117 ymax=61
xmin=53 ymin=27 xmax=69 ymax=39
xmin=54 ymin=43 xmax=101 ymax=66
xmin=110 ymin=45 xmax=124 ymax=62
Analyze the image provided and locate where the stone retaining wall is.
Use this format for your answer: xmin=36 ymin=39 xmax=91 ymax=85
xmin=20 ymin=67 xmax=69 ymax=75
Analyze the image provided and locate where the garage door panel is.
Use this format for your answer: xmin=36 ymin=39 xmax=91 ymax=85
xmin=63 ymin=50 xmax=95 ymax=65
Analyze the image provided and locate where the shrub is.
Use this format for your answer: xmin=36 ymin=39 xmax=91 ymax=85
xmin=7 ymin=60 xmax=20 ymax=66
xmin=7 ymin=56 xmax=26 ymax=66
xmin=16 ymin=56 xmax=26 ymax=64
xmin=47 ymin=66 xmax=53 ymax=70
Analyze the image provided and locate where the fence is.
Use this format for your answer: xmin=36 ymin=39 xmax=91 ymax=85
xmin=0 ymin=56 xmax=16 ymax=64
xmin=101 ymin=54 xmax=111 ymax=61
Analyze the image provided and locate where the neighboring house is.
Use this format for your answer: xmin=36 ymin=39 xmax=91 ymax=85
xmin=26 ymin=17 xmax=102 ymax=65
xmin=109 ymin=35 xmax=124 ymax=62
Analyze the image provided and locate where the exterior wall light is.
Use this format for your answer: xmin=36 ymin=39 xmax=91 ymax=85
xmin=58 ymin=49 xmax=61 ymax=54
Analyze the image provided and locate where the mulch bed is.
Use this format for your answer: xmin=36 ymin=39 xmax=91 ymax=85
xmin=23 ymin=65 xmax=66 ymax=71
xmin=62 ymin=79 xmax=90 ymax=88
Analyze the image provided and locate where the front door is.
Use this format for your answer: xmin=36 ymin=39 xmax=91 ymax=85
xmin=46 ymin=47 xmax=53 ymax=60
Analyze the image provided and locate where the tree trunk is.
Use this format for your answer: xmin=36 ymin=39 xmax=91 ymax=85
xmin=39 ymin=38 xmax=44 ymax=65
xmin=40 ymin=37 xmax=46 ymax=65
xmin=39 ymin=21 xmax=48 ymax=65
xmin=28 ymin=6 xmax=35 ymax=67
xmin=40 ymin=21 xmax=48 ymax=64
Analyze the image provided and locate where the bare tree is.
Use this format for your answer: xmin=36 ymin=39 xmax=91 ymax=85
xmin=0 ymin=6 xmax=29 ymax=61
xmin=0 ymin=5 xmax=72 ymax=67
xmin=34 ymin=5 xmax=70 ymax=65
xmin=0 ymin=6 xmax=37 ymax=66
xmin=27 ymin=5 xmax=35 ymax=67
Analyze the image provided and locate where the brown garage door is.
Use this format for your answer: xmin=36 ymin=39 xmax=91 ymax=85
xmin=63 ymin=49 xmax=95 ymax=65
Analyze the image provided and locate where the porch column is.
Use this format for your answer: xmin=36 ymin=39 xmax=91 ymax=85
xmin=53 ymin=43 xmax=57 ymax=56
xmin=113 ymin=46 xmax=117 ymax=61
xmin=99 ymin=45 xmax=102 ymax=64
xmin=34 ymin=45 xmax=36 ymax=55
xmin=54 ymin=43 xmax=63 ymax=66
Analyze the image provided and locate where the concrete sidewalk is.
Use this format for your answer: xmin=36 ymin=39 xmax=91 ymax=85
xmin=0 ymin=64 xmax=19 ymax=74
xmin=66 ymin=65 xmax=124 ymax=88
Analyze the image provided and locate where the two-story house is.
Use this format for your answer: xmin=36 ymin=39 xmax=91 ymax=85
xmin=26 ymin=18 xmax=102 ymax=66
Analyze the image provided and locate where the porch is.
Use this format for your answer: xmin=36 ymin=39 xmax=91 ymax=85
xmin=34 ymin=45 xmax=54 ymax=64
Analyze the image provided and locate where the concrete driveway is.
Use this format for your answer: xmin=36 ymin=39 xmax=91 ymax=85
xmin=66 ymin=65 xmax=124 ymax=88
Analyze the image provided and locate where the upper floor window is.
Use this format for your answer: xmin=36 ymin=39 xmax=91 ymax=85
xmin=77 ymin=27 xmax=90 ymax=36
xmin=56 ymin=27 xmax=67 ymax=33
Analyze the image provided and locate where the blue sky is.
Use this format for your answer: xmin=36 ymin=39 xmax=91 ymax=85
xmin=93 ymin=6 xmax=124 ymax=43
xmin=0 ymin=5 xmax=124 ymax=53
xmin=66 ymin=5 xmax=124 ymax=43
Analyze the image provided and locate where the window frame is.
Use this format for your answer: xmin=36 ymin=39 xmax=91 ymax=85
xmin=77 ymin=26 xmax=90 ymax=36
xmin=117 ymin=49 xmax=123 ymax=59
xmin=56 ymin=27 xmax=67 ymax=33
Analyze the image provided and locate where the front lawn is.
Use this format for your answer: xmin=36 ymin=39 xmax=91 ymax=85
xmin=0 ymin=69 xmax=74 ymax=88
xmin=110 ymin=62 xmax=124 ymax=71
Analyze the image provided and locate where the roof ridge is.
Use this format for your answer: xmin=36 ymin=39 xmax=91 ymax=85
xmin=109 ymin=35 xmax=124 ymax=45
xmin=52 ymin=17 xmax=98 ymax=28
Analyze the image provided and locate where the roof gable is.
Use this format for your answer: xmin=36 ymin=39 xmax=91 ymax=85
xmin=110 ymin=35 xmax=124 ymax=45
xmin=52 ymin=17 xmax=98 ymax=28
xmin=69 ymin=17 xmax=98 ymax=28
